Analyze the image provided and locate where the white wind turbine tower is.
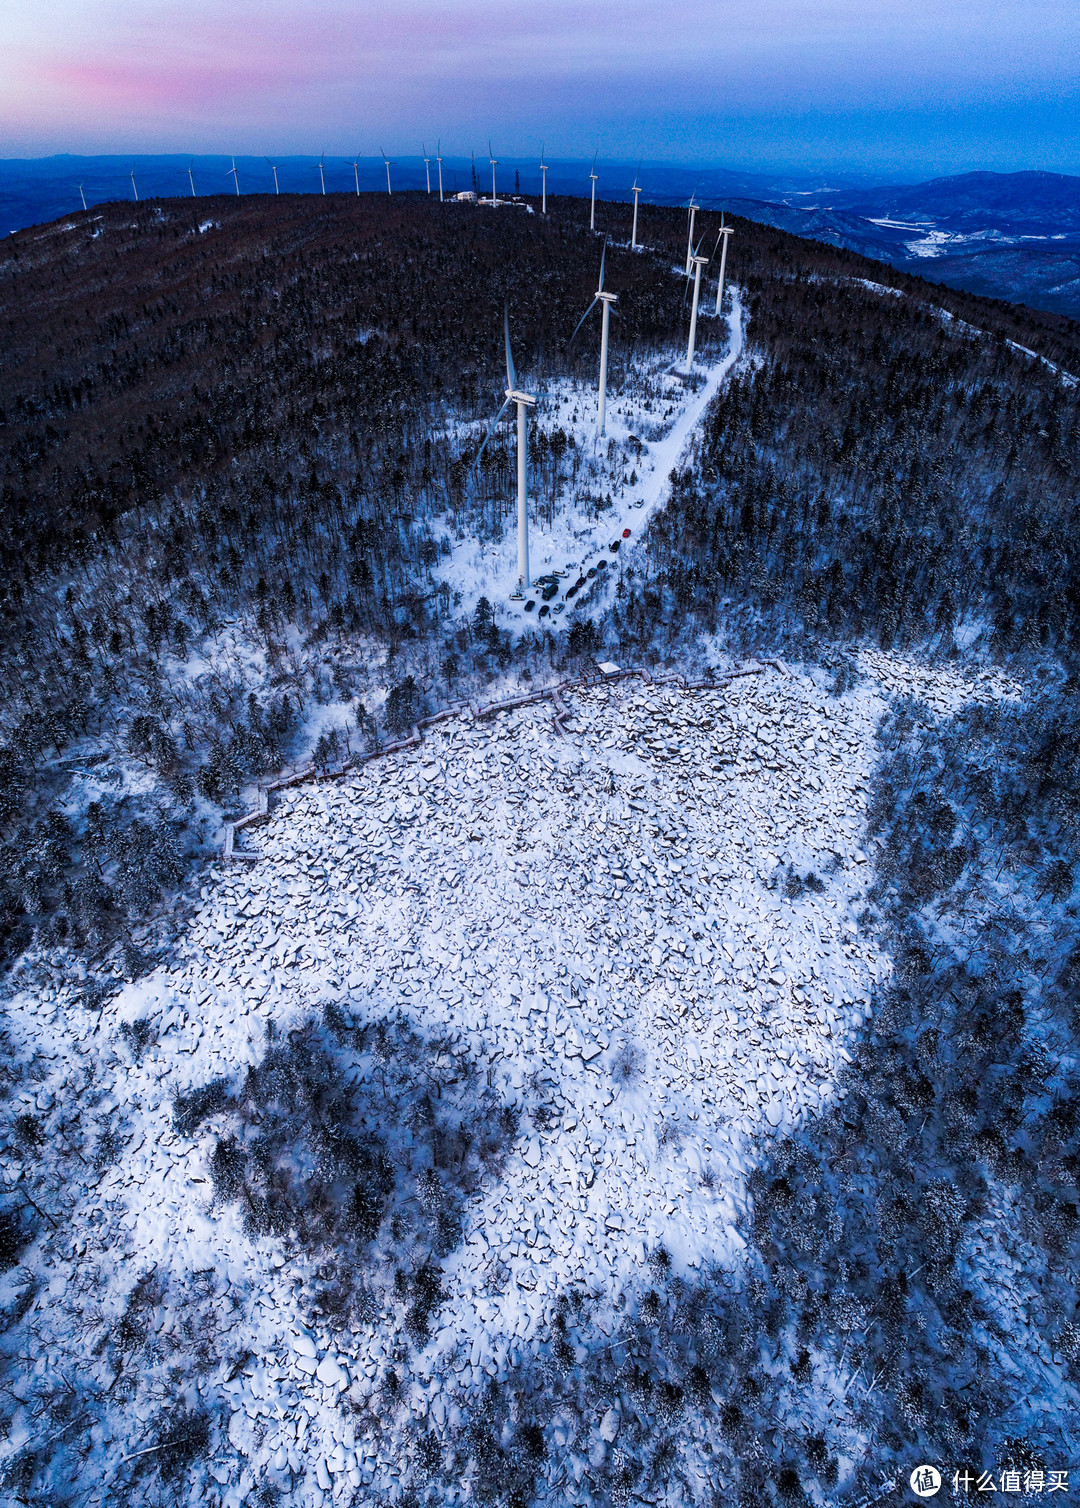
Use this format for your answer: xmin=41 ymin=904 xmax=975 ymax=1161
xmin=474 ymin=308 xmax=537 ymax=589
xmin=539 ymin=143 xmax=548 ymax=214
xmin=188 ymin=160 xmax=196 ymax=196
xmin=423 ymin=144 xmax=432 ymax=194
xmin=130 ymin=165 xmax=139 ymax=202
xmin=713 ymin=213 xmax=734 ymax=316
xmin=630 ymin=164 xmax=643 ymax=249
xmin=436 ymin=140 xmax=444 ymax=201
xmin=78 ymin=183 xmax=88 ymax=211
xmin=589 ymin=150 xmax=599 ymax=230
xmin=317 ymin=153 xmax=326 ymax=195
xmin=266 ymin=158 xmax=281 ymax=193
xmin=685 ymin=241 xmax=709 ymax=374
xmin=684 ymin=188 xmax=700 ymax=275
xmin=228 ymin=157 xmax=240 ymax=196
xmin=349 ymin=154 xmax=361 ymax=195
xmin=488 ymin=140 xmax=498 ymax=205
xmin=570 ymin=242 xmax=618 ymax=437
xmin=381 ymin=147 xmax=392 ymax=194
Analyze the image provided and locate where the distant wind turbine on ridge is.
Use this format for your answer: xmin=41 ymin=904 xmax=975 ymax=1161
xmin=474 ymin=308 xmax=537 ymax=589
xmin=228 ymin=158 xmax=240 ymax=196
xmin=630 ymin=164 xmax=642 ymax=250
xmin=381 ymin=147 xmax=392 ymax=195
xmin=130 ymin=165 xmax=138 ymax=202
xmin=78 ymin=183 xmax=87 ymax=212
xmin=714 ymin=213 xmax=734 ymax=316
xmin=266 ymin=158 xmax=280 ymax=194
xmin=488 ymin=140 xmax=498 ymax=206
xmin=349 ymin=154 xmax=361 ymax=195
xmin=436 ymin=140 xmax=444 ymax=202
xmin=539 ymin=143 xmax=548 ymax=215
xmin=570 ymin=242 xmax=618 ymax=437
xmin=589 ymin=150 xmax=598 ymax=230
xmin=317 ymin=153 xmax=326 ymax=195
xmin=423 ymin=144 xmax=432 ymax=194
xmin=188 ymin=160 xmax=196 ymax=197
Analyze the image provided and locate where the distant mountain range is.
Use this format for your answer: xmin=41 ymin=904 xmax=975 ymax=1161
xmin=2 ymin=157 xmax=1078 ymax=320
xmin=706 ymin=172 xmax=1080 ymax=320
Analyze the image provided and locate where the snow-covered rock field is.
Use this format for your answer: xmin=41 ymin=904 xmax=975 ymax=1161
xmin=0 ymin=652 xmax=1023 ymax=1503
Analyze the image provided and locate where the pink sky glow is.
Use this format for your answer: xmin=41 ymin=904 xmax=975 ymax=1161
xmin=1 ymin=0 xmax=1077 ymax=169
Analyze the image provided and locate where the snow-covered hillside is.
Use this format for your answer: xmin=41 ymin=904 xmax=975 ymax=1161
xmin=0 ymin=650 xmax=1023 ymax=1505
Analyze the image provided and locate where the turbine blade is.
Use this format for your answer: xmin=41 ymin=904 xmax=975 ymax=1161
xmin=473 ymin=398 xmax=512 ymax=468
xmin=504 ymin=305 xmax=517 ymax=391
xmin=598 ymin=241 xmax=606 ymax=292
xmin=569 ymin=297 xmax=600 ymax=347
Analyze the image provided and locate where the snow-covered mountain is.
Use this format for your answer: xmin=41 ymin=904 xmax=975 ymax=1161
xmin=1 ymin=192 xmax=1079 ymax=1506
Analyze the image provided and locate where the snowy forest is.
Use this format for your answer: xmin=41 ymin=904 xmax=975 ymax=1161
xmin=0 ymin=189 xmax=1078 ymax=1505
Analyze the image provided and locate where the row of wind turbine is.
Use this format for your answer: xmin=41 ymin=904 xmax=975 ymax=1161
xmin=471 ymin=209 xmax=735 ymax=590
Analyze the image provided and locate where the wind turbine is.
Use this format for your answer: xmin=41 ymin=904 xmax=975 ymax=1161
xmin=188 ymin=160 xmax=196 ymax=197
xmin=589 ymin=150 xmax=599 ymax=230
xmin=630 ymin=164 xmax=643 ymax=250
xmin=569 ymin=242 xmax=618 ymax=437
xmin=474 ymin=308 xmax=537 ymax=589
xmin=436 ymin=140 xmax=444 ymax=201
xmin=317 ymin=153 xmax=326 ymax=195
xmin=539 ymin=143 xmax=548 ymax=214
xmin=350 ymin=154 xmax=361 ymax=195
xmin=713 ymin=213 xmax=734 ymax=316
xmin=228 ymin=157 xmax=240 ymax=196
xmin=78 ymin=183 xmax=87 ymax=212
xmin=488 ymin=140 xmax=498 ymax=206
xmin=380 ymin=147 xmax=392 ymax=194
xmin=685 ymin=242 xmax=709 ymax=375
xmin=130 ymin=165 xmax=138 ymax=202
xmin=266 ymin=158 xmax=280 ymax=194
xmin=684 ymin=188 xmax=700 ymax=275
xmin=423 ymin=144 xmax=432 ymax=194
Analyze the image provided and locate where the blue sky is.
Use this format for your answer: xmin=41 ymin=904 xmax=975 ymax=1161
xmin=1 ymin=0 xmax=1077 ymax=177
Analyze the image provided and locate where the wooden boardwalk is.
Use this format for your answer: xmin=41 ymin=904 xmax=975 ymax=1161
xmin=223 ymin=658 xmax=791 ymax=862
